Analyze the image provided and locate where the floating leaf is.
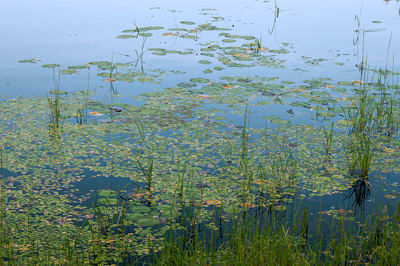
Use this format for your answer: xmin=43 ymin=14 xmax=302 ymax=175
xmin=199 ymin=60 xmax=211 ymax=64
xmin=162 ymin=32 xmax=178 ymax=37
xmin=138 ymin=26 xmax=164 ymax=31
xmin=180 ymin=21 xmax=195 ymax=25
xmin=116 ymin=34 xmax=137 ymax=39
xmin=221 ymin=39 xmax=236 ymax=43
xmin=42 ymin=64 xmax=60 ymax=68
xmin=139 ymin=33 xmax=152 ymax=37
xmin=60 ymin=69 xmax=77 ymax=75
xmin=177 ymin=82 xmax=196 ymax=88
xmin=19 ymin=58 xmax=41 ymax=64
xmin=180 ymin=34 xmax=197 ymax=39
xmin=89 ymin=111 xmax=103 ymax=116
xmin=270 ymin=117 xmax=290 ymax=125
xmin=337 ymin=81 xmax=353 ymax=86
xmin=68 ymin=65 xmax=88 ymax=70
xmin=190 ymin=78 xmax=210 ymax=83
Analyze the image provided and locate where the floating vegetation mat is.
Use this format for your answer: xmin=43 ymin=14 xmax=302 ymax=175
xmin=1 ymin=67 xmax=400 ymax=263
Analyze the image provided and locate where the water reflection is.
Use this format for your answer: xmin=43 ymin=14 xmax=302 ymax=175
xmin=346 ymin=177 xmax=373 ymax=212
xmin=108 ymin=80 xmax=118 ymax=95
xmin=268 ymin=0 xmax=279 ymax=35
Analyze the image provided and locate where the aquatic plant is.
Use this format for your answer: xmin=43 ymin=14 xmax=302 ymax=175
xmin=47 ymin=68 xmax=64 ymax=131
xmin=135 ymin=37 xmax=146 ymax=71
xmin=322 ymin=121 xmax=334 ymax=157
xmin=75 ymin=67 xmax=91 ymax=125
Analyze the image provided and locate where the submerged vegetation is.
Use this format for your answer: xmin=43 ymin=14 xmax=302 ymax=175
xmin=2 ymin=0 xmax=400 ymax=264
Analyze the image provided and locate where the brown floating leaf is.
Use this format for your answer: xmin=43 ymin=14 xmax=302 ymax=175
xmin=337 ymin=209 xmax=352 ymax=215
xmin=88 ymin=111 xmax=103 ymax=116
xmin=223 ymin=85 xmax=236 ymax=88
xmin=232 ymin=54 xmax=250 ymax=58
xmin=203 ymin=199 xmax=222 ymax=206
xmin=162 ymin=32 xmax=178 ymax=37
xmin=240 ymin=202 xmax=255 ymax=208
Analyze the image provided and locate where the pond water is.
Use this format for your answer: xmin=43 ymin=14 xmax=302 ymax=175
xmin=1 ymin=0 xmax=400 ymax=263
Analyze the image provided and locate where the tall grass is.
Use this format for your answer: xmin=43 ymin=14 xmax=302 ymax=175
xmin=152 ymin=203 xmax=400 ymax=265
xmin=75 ymin=66 xmax=91 ymax=125
xmin=47 ymin=68 xmax=63 ymax=131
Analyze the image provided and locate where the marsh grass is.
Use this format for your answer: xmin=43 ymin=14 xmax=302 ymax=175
xmin=322 ymin=122 xmax=334 ymax=157
xmin=239 ymin=107 xmax=252 ymax=203
xmin=47 ymin=91 xmax=62 ymax=131
xmin=343 ymin=60 xmax=399 ymax=179
xmin=47 ymin=68 xmax=67 ymax=135
xmin=344 ymin=85 xmax=375 ymax=177
xmin=152 ymin=203 xmax=400 ymax=265
xmin=75 ymin=67 xmax=91 ymax=125
xmin=137 ymin=159 xmax=154 ymax=206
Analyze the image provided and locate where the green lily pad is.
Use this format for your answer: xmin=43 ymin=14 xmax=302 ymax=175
xmin=60 ymin=69 xmax=77 ymax=75
xmin=177 ymin=82 xmax=196 ymax=88
xmin=68 ymin=65 xmax=88 ymax=70
xmin=19 ymin=58 xmax=41 ymax=64
xmin=139 ymin=33 xmax=152 ymax=37
xmin=222 ymin=39 xmax=236 ymax=43
xmin=190 ymin=78 xmax=210 ymax=83
xmin=200 ymin=52 xmax=214 ymax=57
xmin=42 ymin=64 xmax=60 ymax=68
xmin=152 ymin=51 xmax=167 ymax=56
xmin=180 ymin=34 xmax=197 ymax=39
xmin=271 ymin=118 xmax=290 ymax=124
xmin=199 ymin=60 xmax=212 ymax=64
xmin=269 ymin=48 xmax=289 ymax=54
xmin=134 ymin=26 xmax=164 ymax=32
xmin=116 ymin=34 xmax=137 ymax=39
xmin=180 ymin=21 xmax=195 ymax=25
xmin=148 ymin=48 xmax=166 ymax=52
xmin=337 ymin=81 xmax=353 ymax=86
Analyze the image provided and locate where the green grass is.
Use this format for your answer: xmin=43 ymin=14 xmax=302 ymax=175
xmin=152 ymin=205 xmax=400 ymax=265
